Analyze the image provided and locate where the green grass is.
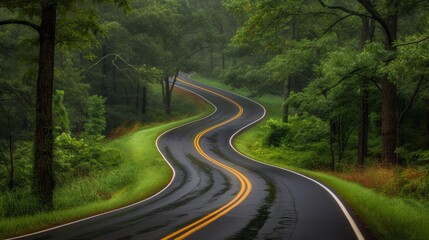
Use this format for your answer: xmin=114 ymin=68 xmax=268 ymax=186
xmin=0 ymin=90 xmax=213 ymax=239
xmin=192 ymin=73 xmax=429 ymax=240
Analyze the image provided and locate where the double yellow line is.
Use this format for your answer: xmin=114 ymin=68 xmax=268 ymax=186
xmin=162 ymin=79 xmax=252 ymax=240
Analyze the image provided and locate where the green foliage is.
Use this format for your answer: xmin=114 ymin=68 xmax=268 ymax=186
xmin=0 ymin=141 xmax=33 ymax=190
xmin=54 ymin=133 xmax=122 ymax=180
xmin=83 ymin=95 xmax=106 ymax=136
xmin=53 ymin=90 xmax=70 ymax=135
xmin=0 ymin=98 xmax=211 ymax=239
xmin=0 ymin=190 xmax=41 ymax=218
xmin=262 ymin=115 xmax=330 ymax=168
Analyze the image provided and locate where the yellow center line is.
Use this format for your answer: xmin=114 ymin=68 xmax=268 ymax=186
xmin=161 ymin=78 xmax=252 ymax=240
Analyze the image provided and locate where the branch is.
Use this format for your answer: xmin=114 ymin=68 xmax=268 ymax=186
xmin=356 ymin=0 xmax=395 ymax=47
xmin=0 ymin=19 xmax=40 ymax=32
xmin=318 ymin=0 xmax=370 ymax=17
xmin=319 ymin=66 xmax=369 ymax=95
xmin=321 ymin=14 xmax=354 ymax=37
xmin=85 ymin=53 xmax=144 ymax=82
xmin=169 ymin=70 xmax=179 ymax=94
xmin=85 ymin=53 xmax=118 ymax=74
xmin=395 ymin=35 xmax=429 ymax=47
xmin=186 ymin=46 xmax=210 ymax=59
xmin=370 ymin=78 xmax=382 ymax=91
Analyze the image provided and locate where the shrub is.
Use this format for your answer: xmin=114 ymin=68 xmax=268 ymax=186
xmin=54 ymin=133 xmax=122 ymax=182
xmin=261 ymin=114 xmax=330 ymax=169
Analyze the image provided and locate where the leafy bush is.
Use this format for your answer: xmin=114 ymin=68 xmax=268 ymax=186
xmin=54 ymin=133 xmax=122 ymax=182
xmin=262 ymin=114 xmax=330 ymax=168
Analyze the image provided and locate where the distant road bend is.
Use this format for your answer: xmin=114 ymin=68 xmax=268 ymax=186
xmin=16 ymin=74 xmax=371 ymax=240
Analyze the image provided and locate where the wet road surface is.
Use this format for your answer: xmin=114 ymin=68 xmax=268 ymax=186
xmin=16 ymin=74 xmax=371 ymax=240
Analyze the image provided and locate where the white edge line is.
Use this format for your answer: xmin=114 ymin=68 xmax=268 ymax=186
xmin=9 ymin=83 xmax=218 ymax=240
xmin=187 ymin=75 xmax=365 ymax=240
xmin=224 ymin=90 xmax=365 ymax=240
xmin=10 ymin=76 xmax=364 ymax=240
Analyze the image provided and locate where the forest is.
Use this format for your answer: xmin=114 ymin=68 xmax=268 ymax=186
xmin=1 ymin=0 xmax=429 ymax=238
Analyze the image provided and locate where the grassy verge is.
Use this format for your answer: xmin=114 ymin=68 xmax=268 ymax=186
xmin=0 ymin=88 xmax=213 ymax=239
xmin=192 ymin=73 xmax=429 ymax=240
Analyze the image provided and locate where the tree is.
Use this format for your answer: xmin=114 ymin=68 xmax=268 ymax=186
xmin=53 ymin=90 xmax=70 ymax=135
xmin=83 ymin=95 xmax=106 ymax=136
xmin=0 ymin=0 xmax=128 ymax=209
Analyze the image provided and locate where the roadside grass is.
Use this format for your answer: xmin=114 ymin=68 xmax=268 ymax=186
xmin=0 ymin=87 xmax=213 ymax=239
xmin=192 ymin=73 xmax=429 ymax=240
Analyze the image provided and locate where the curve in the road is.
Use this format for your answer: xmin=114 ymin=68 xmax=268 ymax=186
xmin=12 ymin=74 xmax=371 ymax=240
xmin=162 ymin=78 xmax=252 ymax=239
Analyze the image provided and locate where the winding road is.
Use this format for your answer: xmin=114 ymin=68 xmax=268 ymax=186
xmin=17 ymin=74 xmax=372 ymax=239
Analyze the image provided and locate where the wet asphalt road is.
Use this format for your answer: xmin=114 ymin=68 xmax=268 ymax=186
xmin=17 ymin=74 xmax=372 ymax=240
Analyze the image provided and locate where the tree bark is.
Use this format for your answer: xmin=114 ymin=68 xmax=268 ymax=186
xmin=34 ymin=1 xmax=56 ymax=210
xmin=282 ymin=77 xmax=291 ymax=123
xmin=381 ymin=75 xmax=397 ymax=164
xmin=381 ymin=6 xmax=398 ymax=165
xmin=356 ymin=0 xmax=399 ymax=165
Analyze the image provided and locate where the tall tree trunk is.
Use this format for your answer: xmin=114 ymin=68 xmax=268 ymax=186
xmin=282 ymin=77 xmax=291 ymax=123
xmin=356 ymin=0 xmax=399 ymax=165
xmin=381 ymin=76 xmax=397 ymax=165
xmin=34 ymin=1 xmax=56 ymax=210
xmin=381 ymin=9 xmax=398 ymax=165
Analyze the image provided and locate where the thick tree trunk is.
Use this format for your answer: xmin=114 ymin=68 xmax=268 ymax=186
xmin=356 ymin=0 xmax=398 ymax=165
xmin=282 ymin=77 xmax=291 ymax=123
xmin=381 ymin=10 xmax=398 ymax=165
xmin=34 ymin=1 xmax=56 ymax=210
xmin=381 ymin=76 xmax=397 ymax=164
